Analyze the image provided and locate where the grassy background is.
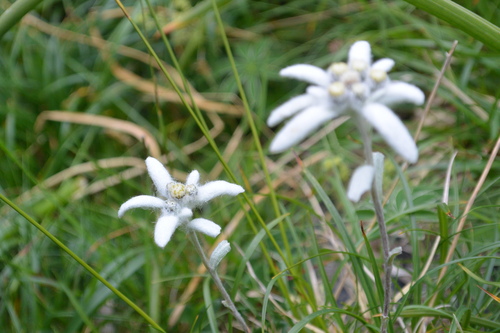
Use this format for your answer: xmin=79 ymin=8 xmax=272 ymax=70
xmin=0 ymin=0 xmax=499 ymax=332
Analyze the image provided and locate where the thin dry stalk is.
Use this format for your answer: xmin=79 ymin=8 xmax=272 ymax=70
xmin=239 ymin=245 xmax=326 ymax=333
xmin=35 ymin=111 xmax=162 ymax=158
xmin=439 ymin=76 xmax=489 ymax=121
xmin=394 ymin=151 xmax=457 ymax=303
xmin=209 ymin=125 xmax=244 ymax=180
xmin=429 ymin=135 xmax=500 ymax=306
xmin=111 ymin=65 xmax=244 ymax=116
xmin=414 ymin=41 xmax=459 ymax=140
xmin=183 ymin=112 xmax=225 ymax=155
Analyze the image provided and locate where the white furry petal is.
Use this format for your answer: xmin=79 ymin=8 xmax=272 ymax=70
xmin=306 ymin=85 xmax=329 ymax=98
xmin=371 ymin=58 xmax=395 ymax=72
xmin=209 ymin=240 xmax=231 ymax=269
xmin=186 ymin=170 xmax=200 ymax=185
xmin=361 ymin=103 xmax=418 ymax=163
xmin=178 ymin=207 xmax=193 ymax=220
xmin=118 ymin=195 xmax=166 ymax=217
xmin=267 ymin=93 xmax=316 ymax=127
xmin=154 ymin=214 xmax=180 ymax=248
xmin=348 ymin=41 xmax=372 ymax=67
xmin=347 ymin=165 xmax=374 ymax=202
xmin=145 ymin=157 xmax=172 ymax=197
xmin=368 ymin=81 xmax=425 ymax=106
xmin=280 ymin=64 xmax=330 ymax=87
xmin=187 ymin=218 xmax=221 ymax=238
xmin=196 ymin=181 xmax=244 ymax=203
xmin=269 ymin=105 xmax=337 ymax=153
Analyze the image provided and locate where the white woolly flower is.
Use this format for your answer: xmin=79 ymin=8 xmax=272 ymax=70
xmin=118 ymin=157 xmax=244 ymax=248
xmin=267 ymin=40 xmax=424 ymax=164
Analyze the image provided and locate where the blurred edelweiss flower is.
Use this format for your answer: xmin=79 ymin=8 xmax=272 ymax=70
xmin=118 ymin=157 xmax=244 ymax=248
xmin=267 ymin=41 xmax=424 ymax=164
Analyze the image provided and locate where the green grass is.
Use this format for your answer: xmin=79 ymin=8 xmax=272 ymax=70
xmin=1 ymin=0 xmax=499 ymax=332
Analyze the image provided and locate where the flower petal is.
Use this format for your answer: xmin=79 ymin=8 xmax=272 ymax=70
xmin=280 ymin=64 xmax=330 ymax=87
xmin=369 ymin=81 xmax=425 ymax=106
xmin=118 ymin=195 xmax=166 ymax=217
xmin=371 ymin=58 xmax=395 ymax=72
xmin=306 ymin=86 xmax=329 ymax=98
xmin=348 ymin=41 xmax=372 ymax=67
xmin=154 ymin=214 xmax=180 ymax=248
xmin=267 ymin=93 xmax=316 ymax=127
xmin=188 ymin=218 xmax=221 ymax=238
xmin=269 ymin=105 xmax=338 ymax=153
xmin=186 ymin=170 xmax=200 ymax=185
xmin=178 ymin=207 xmax=193 ymax=220
xmin=209 ymin=240 xmax=231 ymax=269
xmin=145 ymin=157 xmax=172 ymax=197
xmin=361 ymin=103 xmax=418 ymax=163
xmin=196 ymin=181 xmax=244 ymax=204
xmin=347 ymin=165 xmax=374 ymax=202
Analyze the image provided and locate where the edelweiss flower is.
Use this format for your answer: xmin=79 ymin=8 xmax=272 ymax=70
xmin=267 ymin=41 xmax=424 ymax=163
xmin=118 ymin=157 xmax=244 ymax=248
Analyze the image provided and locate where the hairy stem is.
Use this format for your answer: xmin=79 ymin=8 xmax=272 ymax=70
xmin=356 ymin=116 xmax=392 ymax=332
xmin=189 ymin=232 xmax=250 ymax=332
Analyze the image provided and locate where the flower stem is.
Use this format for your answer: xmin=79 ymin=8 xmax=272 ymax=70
xmin=189 ymin=232 xmax=250 ymax=332
xmin=356 ymin=116 xmax=392 ymax=332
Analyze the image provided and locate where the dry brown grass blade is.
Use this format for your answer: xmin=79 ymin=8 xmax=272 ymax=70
xmin=73 ymin=114 xmax=224 ymax=199
xmin=74 ymin=166 xmax=146 ymax=200
xmin=22 ymin=14 xmax=186 ymax=89
xmin=27 ymin=110 xmax=223 ymax=206
xmin=476 ymin=285 xmax=500 ymax=303
xmin=414 ymin=41 xmax=459 ymax=140
xmin=111 ymin=65 xmax=244 ymax=116
xmin=35 ymin=111 xmax=161 ymax=158
xmin=42 ymin=157 xmax=147 ymax=189
xmin=183 ymin=112 xmax=225 ymax=155
xmin=439 ymin=76 xmax=489 ymax=121
xmin=251 ymin=3 xmax=362 ymax=34
xmin=0 ymin=157 xmax=143 ymax=217
xmin=429 ymin=134 xmax=500 ymax=306
xmin=208 ymin=125 xmax=244 ymax=180
xmin=22 ymin=14 xmax=243 ymax=115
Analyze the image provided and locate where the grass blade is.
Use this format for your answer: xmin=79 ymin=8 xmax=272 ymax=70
xmin=403 ymin=0 xmax=500 ymax=51
xmin=0 ymin=194 xmax=166 ymax=333
xmin=0 ymin=0 xmax=44 ymax=38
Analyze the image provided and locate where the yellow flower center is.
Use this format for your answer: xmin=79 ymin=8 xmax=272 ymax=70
xmin=168 ymin=182 xmax=187 ymax=199
xmin=185 ymin=184 xmax=197 ymax=195
xmin=351 ymin=60 xmax=368 ymax=72
xmin=352 ymin=83 xmax=366 ymax=97
xmin=328 ymin=62 xmax=348 ymax=76
xmin=328 ymin=82 xmax=345 ymax=97
xmin=370 ymin=69 xmax=387 ymax=82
